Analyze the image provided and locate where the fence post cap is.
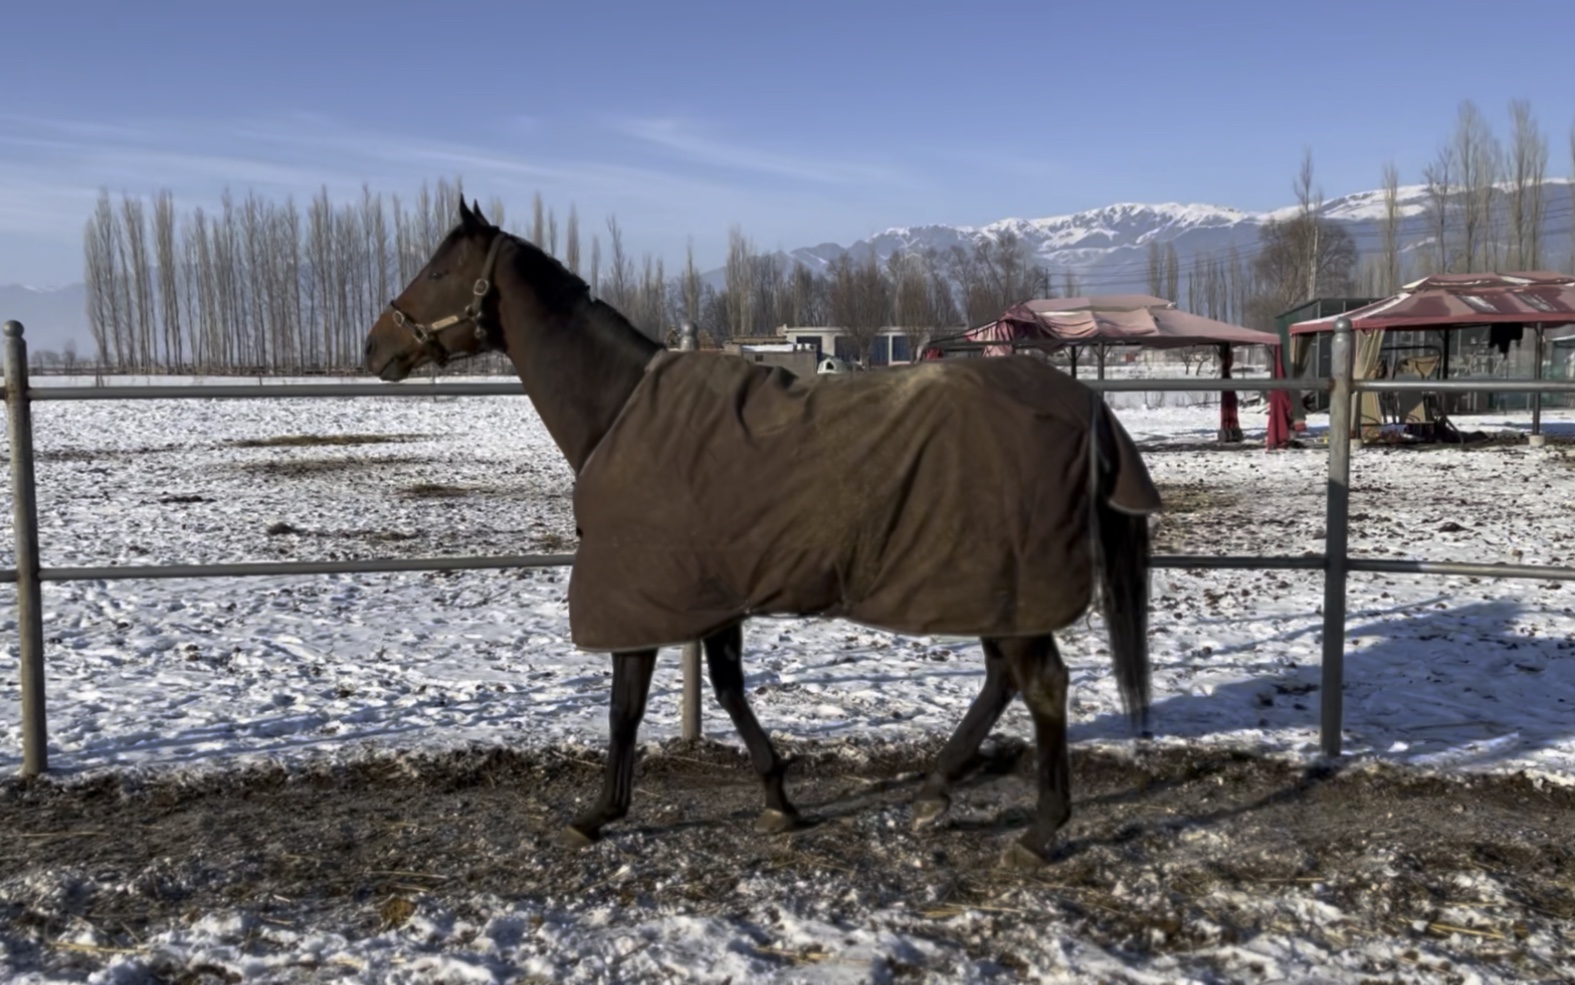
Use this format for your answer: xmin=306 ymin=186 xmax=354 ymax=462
xmin=1333 ymin=316 xmax=1353 ymax=332
xmin=2 ymin=321 xmax=22 ymax=338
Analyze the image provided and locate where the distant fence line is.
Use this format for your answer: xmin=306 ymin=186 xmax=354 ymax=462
xmin=4 ymin=317 xmax=1575 ymax=780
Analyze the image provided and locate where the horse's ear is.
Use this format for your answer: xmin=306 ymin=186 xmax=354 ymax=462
xmin=458 ymin=198 xmax=475 ymax=227
xmin=471 ymin=198 xmax=489 ymax=226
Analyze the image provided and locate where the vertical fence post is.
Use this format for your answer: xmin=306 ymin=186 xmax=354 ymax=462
xmin=1529 ymin=327 xmax=1546 ymax=448
xmin=677 ymin=322 xmax=703 ymax=742
xmin=1319 ymin=316 xmax=1355 ymax=759
xmin=4 ymin=322 xmax=47 ymax=776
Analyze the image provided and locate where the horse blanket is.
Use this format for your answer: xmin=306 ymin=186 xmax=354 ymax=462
xmin=569 ymin=350 xmax=1162 ymax=652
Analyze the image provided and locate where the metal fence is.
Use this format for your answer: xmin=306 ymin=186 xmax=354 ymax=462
xmin=5 ymin=317 xmax=1575 ymax=779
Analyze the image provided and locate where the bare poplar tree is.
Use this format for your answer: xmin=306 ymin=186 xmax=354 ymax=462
xmin=120 ymin=194 xmax=156 ymax=369
xmin=723 ymin=226 xmax=754 ymax=337
xmin=1452 ymin=101 xmax=1501 ymax=271
xmin=589 ymin=234 xmax=601 ymax=296
xmin=681 ymin=238 xmax=703 ymax=328
xmin=1506 ymin=99 xmax=1549 ymax=271
xmin=531 ymin=192 xmax=546 ymax=247
xmin=1422 ymin=147 xmax=1456 ymax=273
xmin=1146 ymin=239 xmax=1163 ymax=297
xmin=564 ymin=204 xmax=582 ymax=275
xmin=153 ymin=190 xmax=182 ymax=369
xmin=1380 ymin=161 xmax=1403 ymax=293
xmin=1163 ymin=242 xmax=1180 ymax=302
xmin=84 ymin=190 xmax=124 ymax=366
xmin=602 ymin=215 xmax=635 ymax=313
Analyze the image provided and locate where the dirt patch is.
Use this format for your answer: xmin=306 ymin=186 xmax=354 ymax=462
xmin=0 ymin=740 xmax=1568 ymax=980
xmin=400 ymin=482 xmax=474 ymax=499
xmin=33 ymin=444 xmax=181 ymax=463
xmin=1154 ymin=481 xmax=1237 ymax=515
xmin=235 ymin=455 xmax=428 ymax=478
xmin=225 ymin=433 xmax=426 ymax=449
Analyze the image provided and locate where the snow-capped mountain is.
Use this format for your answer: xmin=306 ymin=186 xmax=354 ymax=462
xmin=706 ymin=180 xmax=1575 ymax=294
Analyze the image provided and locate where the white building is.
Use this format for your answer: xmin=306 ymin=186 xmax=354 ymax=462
xmin=771 ymin=326 xmax=925 ymax=366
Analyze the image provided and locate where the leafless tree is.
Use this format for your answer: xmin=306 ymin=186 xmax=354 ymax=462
xmin=723 ymin=225 xmax=754 ymax=337
xmin=1421 ymin=146 xmax=1456 ymax=273
xmin=564 ymin=204 xmax=582 ymax=275
xmin=152 ymin=190 xmax=183 ymax=369
xmin=1452 ymin=101 xmax=1502 ymax=271
xmin=120 ymin=194 xmax=156 ymax=369
xmin=948 ymin=230 xmax=1041 ymax=327
xmin=1506 ymin=99 xmax=1548 ymax=270
xmin=1163 ymin=241 xmax=1180 ymax=302
xmin=602 ymin=215 xmax=635 ymax=315
xmin=531 ymin=192 xmax=546 ymax=248
xmin=680 ymin=238 xmax=703 ymax=328
xmin=828 ymin=252 xmax=889 ymax=365
xmin=1146 ymin=239 xmax=1163 ymax=298
xmin=1247 ymin=215 xmax=1357 ymax=328
xmin=1380 ymin=161 xmax=1403 ymax=293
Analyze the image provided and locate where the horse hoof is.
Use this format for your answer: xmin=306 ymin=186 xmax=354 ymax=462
xmin=911 ymin=797 xmax=950 ymax=831
xmin=557 ymin=825 xmax=597 ymax=850
xmin=755 ymin=808 xmax=803 ymax=834
xmin=1000 ymin=840 xmax=1051 ymax=870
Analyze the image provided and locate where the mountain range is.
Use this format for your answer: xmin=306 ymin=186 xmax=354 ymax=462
xmin=7 ymin=180 xmax=1575 ymax=357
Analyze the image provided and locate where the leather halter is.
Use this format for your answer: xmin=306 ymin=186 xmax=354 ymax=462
xmin=386 ymin=233 xmax=506 ymax=365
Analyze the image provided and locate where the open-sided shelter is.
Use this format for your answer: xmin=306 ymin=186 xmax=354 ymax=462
xmin=1287 ymin=272 xmax=1575 ymax=439
xmin=928 ymin=295 xmax=1289 ymax=446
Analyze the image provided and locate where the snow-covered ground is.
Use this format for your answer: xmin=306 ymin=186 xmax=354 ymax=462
xmin=1 ymin=374 xmax=1572 ymax=983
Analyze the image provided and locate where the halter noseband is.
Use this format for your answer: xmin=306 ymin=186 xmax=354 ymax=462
xmin=387 ymin=233 xmax=507 ymax=364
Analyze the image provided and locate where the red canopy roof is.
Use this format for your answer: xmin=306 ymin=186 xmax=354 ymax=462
xmin=1288 ymin=272 xmax=1575 ymax=334
xmin=966 ymin=296 xmax=1281 ymax=352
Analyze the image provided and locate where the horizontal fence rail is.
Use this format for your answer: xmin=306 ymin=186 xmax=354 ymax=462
xmin=0 ymin=554 xmax=577 ymax=584
xmin=3 ymin=316 xmax=1573 ymax=777
xmin=3 ymin=381 xmax=530 ymax=401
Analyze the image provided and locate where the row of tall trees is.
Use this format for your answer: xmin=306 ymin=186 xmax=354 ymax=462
xmin=80 ymin=182 xmax=1057 ymax=372
xmin=1362 ymin=97 xmax=1570 ymax=297
xmin=78 ymin=98 xmax=1575 ymax=370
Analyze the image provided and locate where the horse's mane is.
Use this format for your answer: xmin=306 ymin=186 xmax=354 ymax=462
xmin=485 ymin=228 xmax=595 ymax=318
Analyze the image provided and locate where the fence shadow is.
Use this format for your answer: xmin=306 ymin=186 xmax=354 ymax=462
xmin=1072 ymin=598 xmax=1574 ymax=771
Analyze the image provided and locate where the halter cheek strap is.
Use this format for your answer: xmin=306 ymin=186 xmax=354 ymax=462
xmin=387 ymin=233 xmax=507 ymax=364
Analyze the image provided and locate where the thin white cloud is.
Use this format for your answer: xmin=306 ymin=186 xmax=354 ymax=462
xmin=0 ymin=111 xmax=878 ymax=283
xmin=608 ymin=116 xmax=921 ymax=188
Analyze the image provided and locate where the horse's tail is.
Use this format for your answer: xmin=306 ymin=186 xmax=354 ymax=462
xmin=1089 ymin=398 xmax=1153 ymax=737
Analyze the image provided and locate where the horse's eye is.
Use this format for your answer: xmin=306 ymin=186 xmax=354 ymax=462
xmin=427 ymin=269 xmax=447 ymax=281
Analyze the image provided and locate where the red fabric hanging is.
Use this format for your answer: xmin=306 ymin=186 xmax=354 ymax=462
xmin=1266 ymin=348 xmax=1294 ymax=449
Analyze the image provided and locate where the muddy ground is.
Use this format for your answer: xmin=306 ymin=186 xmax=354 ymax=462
xmin=1 ymin=738 xmax=1570 ymax=982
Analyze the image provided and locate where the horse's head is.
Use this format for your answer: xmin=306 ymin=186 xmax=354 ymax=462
xmin=364 ymin=198 xmax=504 ymax=381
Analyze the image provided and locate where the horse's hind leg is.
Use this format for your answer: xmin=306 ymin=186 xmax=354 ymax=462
xmin=703 ymin=623 xmax=803 ymax=833
xmin=912 ymin=640 xmax=1016 ymax=830
xmin=561 ymin=650 xmax=658 ymax=849
xmin=995 ymin=634 xmax=1072 ymax=868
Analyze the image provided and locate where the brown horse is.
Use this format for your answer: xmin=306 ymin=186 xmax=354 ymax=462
xmin=363 ymin=200 xmax=1161 ymax=867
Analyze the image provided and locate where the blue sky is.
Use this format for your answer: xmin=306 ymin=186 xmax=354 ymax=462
xmin=2 ymin=0 xmax=1573 ymax=287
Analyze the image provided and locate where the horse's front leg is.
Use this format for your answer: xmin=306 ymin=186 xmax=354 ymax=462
xmin=560 ymin=650 xmax=658 ymax=848
xmin=703 ymin=623 xmax=803 ymax=833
